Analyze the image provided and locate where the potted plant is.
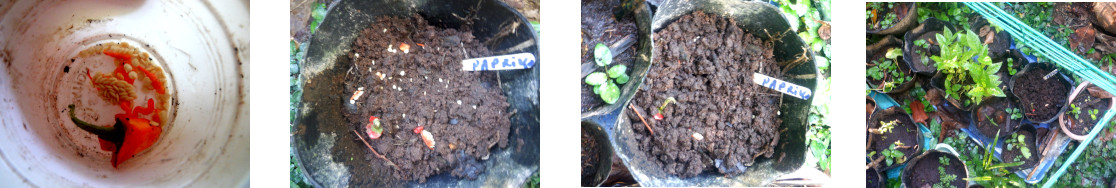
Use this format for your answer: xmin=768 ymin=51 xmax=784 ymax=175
xmin=867 ymin=107 xmax=924 ymax=171
xmin=1010 ymin=63 xmax=1074 ymax=124
xmin=902 ymin=150 xmax=969 ymax=188
xmin=1060 ymin=81 xmax=1114 ymax=141
xmin=1000 ymin=125 xmax=1042 ymax=172
xmin=929 ymin=27 xmax=1008 ymax=111
xmin=971 ymin=97 xmax=1023 ymax=139
xmin=903 ymin=18 xmax=956 ymax=75
xmin=867 ymin=36 xmax=917 ymax=94
xmin=581 ymin=0 xmax=652 ymax=116
xmin=867 ymin=2 xmax=919 ymax=35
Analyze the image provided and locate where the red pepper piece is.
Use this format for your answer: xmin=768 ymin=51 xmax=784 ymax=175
xmin=134 ymin=66 xmax=165 ymax=94
xmin=98 ymin=138 xmax=115 ymax=152
xmin=413 ymin=126 xmax=424 ymax=134
xmin=103 ymin=49 xmax=136 ymax=84
xmin=653 ymin=113 xmax=664 ymax=120
xmin=132 ymin=98 xmax=155 ymax=115
xmin=112 ymin=117 xmax=161 ymax=168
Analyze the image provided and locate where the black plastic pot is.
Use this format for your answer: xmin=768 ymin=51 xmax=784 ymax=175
xmin=1002 ymin=124 xmax=1042 ymax=172
xmin=867 ymin=2 xmax=919 ymax=36
xmin=291 ymin=0 xmax=539 ymax=187
xmin=867 ymin=107 xmax=925 ymax=171
xmin=903 ymin=18 xmax=956 ymax=76
xmin=581 ymin=121 xmax=614 ymax=187
xmin=970 ymin=97 xmax=1022 ymax=139
xmin=592 ymin=0 xmax=816 ymax=186
xmin=969 ymin=15 xmax=1012 ymax=62
xmin=867 ymin=166 xmax=884 ymax=188
xmin=1009 ymin=63 xmax=1074 ymax=124
xmin=581 ymin=0 xmax=653 ymax=118
xmin=902 ymin=150 xmax=969 ymax=188
xmin=867 ymin=35 xmax=917 ymax=94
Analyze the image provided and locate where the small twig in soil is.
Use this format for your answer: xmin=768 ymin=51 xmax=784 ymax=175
xmin=865 ymin=155 xmax=886 ymax=170
xmin=493 ymin=40 xmax=536 ymax=55
xmin=629 ymin=103 xmax=654 ymax=135
xmin=352 ymin=130 xmax=400 ymax=171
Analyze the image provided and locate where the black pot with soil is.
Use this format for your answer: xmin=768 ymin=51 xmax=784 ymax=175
xmin=929 ymin=72 xmax=979 ymax=112
xmin=969 ymin=15 xmax=1013 ymax=62
xmin=1000 ymin=124 xmax=1042 ymax=172
xmin=292 ymin=0 xmax=540 ymax=187
xmin=867 ymin=107 xmax=924 ymax=171
xmin=867 ymin=35 xmax=917 ymax=94
xmin=902 ymin=150 xmax=969 ymax=188
xmin=971 ymin=97 xmax=1023 ymax=139
xmin=605 ymin=0 xmax=816 ymax=186
xmin=582 ymin=121 xmax=614 ymax=187
xmin=866 ymin=2 xmax=919 ymax=36
xmin=1060 ymin=81 xmax=1114 ymax=141
xmin=580 ymin=0 xmax=653 ymax=116
xmin=1009 ymin=63 xmax=1074 ymax=124
xmin=903 ymin=18 xmax=956 ymax=76
xmin=867 ymin=166 xmax=884 ymax=188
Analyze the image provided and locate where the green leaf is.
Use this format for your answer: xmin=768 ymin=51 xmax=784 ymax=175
xmin=615 ymin=74 xmax=630 ymax=84
xmin=607 ymin=64 xmax=628 ymax=78
xmin=594 ymin=43 xmax=612 ymax=66
xmin=585 ymin=72 xmax=608 ymax=86
xmin=310 ymin=3 xmax=328 ymax=34
xmin=600 ymin=82 xmax=621 ymax=104
xmin=885 ymin=48 xmax=903 ymax=59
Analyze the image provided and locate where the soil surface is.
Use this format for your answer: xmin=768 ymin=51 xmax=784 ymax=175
xmin=1002 ymin=127 xmax=1040 ymax=172
xmin=1014 ymin=66 xmax=1069 ymax=122
xmin=339 ymin=15 xmax=511 ymax=185
xmin=581 ymin=127 xmax=600 ymax=186
xmin=581 ymin=0 xmax=638 ymax=112
xmin=1065 ymin=90 xmax=1110 ymax=136
xmin=907 ymin=153 xmax=966 ymax=188
xmin=627 ymin=11 xmax=781 ymax=178
xmin=973 ymin=97 xmax=1020 ymax=139
xmin=867 ymin=110 xmax=920 ymax=170
xmin=867 ymin=168 xmax=882 ymax=188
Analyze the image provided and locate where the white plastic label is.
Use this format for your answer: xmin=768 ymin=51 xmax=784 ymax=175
xmin=753 ymin=73 xmax=812 ymax=100
xmin=461 ymin=53 xmax=536 ymax=71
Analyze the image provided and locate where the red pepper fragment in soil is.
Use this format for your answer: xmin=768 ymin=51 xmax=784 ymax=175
xmin=653 ymin=113 xmax=664 ymax=120
xmin=366 ymin=116 xmax=383 ymax=139
xmin=413 ymin=126 xmax=424 ymax=134
xmin=399 ymin=43 xmax=411 ymax=53
xmin=420 ymin=130 xmax=435 ymax=149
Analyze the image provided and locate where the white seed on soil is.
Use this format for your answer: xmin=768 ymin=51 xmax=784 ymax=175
xmin=400 ymin=71 xmax=405 ymax=76
xmin=382 ymin=28 xmax=387 ymax=33
xmin=355 ymin=53 xmax=360 ymax=58
xmin=372 ymin=60 xmax=375 ymax=65
xmin=457 ymin=100 xmax=462 ymax=105
xmin=445 ymin=84 xmax=448 ymax=88
xmin=692 ymin=133 xmax=704 ymax=141
xmin=438 ymin=78 xmax=443 ymax=82
xmin=425 ymin=76 xmax=428 ymax=80
xmin=472 ymin=105 xmax=477 ymax=109
xmin=402 ymin=114 xmax=406 ymax=118
xmin=423 ymin=91 xmax=427 ymax=95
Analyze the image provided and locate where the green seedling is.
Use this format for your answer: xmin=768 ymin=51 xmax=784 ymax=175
xmin=867 ymin=48 xmax=912 ymax=92
xmin=653 ymin=97 xmax=677 ymax=120
xmin=932 ymin=26 xmax=1006 ymax=107
xmin=1006 ymin=108 xmax=1023 ymax=120
xmin=1070 ymin=104 xmax=1082 ymax=119
xmin=585 ymin=43 xmax=628 ymax=104
xmin=937 ymin=156 xmax=959 ymax=188
xmin=1090 ymin=109 xmax=1099 ymax=120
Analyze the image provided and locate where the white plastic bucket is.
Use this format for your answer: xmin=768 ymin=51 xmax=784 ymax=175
xmin=0 ymin=0 xmax=249 ymax=186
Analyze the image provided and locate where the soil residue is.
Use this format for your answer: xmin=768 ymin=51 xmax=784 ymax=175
xmin=973 ymin=97 xmax=1020 ymax=139
xmin=1014 ymin=66 xmax=1069 ymax=122
xmin=627 ymin=11 xmax=781 ymax=178
xmin=581 ymin=0 xmax=639 ymax=112
xmin=339 ymin=14 xmax=511 ymax=185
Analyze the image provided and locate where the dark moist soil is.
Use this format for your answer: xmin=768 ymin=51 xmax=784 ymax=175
xmin=1001 ymin=127 xmax=1040 ymax=172
xmin=973 ymin=98 xmax=1019 ymax=139
xmin=867 ymin=167 xmax=882 ymax=188
xmin=339 ymin=15 xmax=511 ymax=185
xmin=1014 ymin=66 xmax=1068 ymax=122
xmin=627 ymin=11 xmax=781 ymax=178
xmin=581 ymin=127 xmax=600 ymax=186
xmin=867 ymin=2 xmax=911 ymax=30
xmin=908 ymin=32 xmax=941 ymax=72
xmin=868 ymin=111 xmax=920 ymax=170
xmin=1066 ymin=90 xmax=1110 ymax=136
xmin=581 ymin=0 xmax=638 ymax=112
xmin=908 ymin=153 xmax=966 ymax=188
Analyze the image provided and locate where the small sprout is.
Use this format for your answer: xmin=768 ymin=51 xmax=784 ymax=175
xmin=1090 ymin=109 xmax=1099 ymax=120
xmin=654 ymin=97 xmax=677 ymax=120
xmin=1006 ymin=108 xmax=1023 ymax=120
xmin=366 ymin=116 xmax=384 ymax=139
xmin=420 ymin=130 xmax=435 ymax=149
xmin=692 ymin=132 xmax=704 ymax=141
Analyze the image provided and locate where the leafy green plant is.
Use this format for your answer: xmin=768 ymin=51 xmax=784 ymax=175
xmin=584 ymin=43 xmax=628 ymax=104
xmin=867 ymin=48 xmax=912 ymax=92
xmin=932 ymin=27 xmax=1006 ymax=107
xmin=912 ymin=39 xmax=933 ymax=65
xmin=310 ymin=3 xmax=327 ymax=34
xmin=1004 ymin=133 xmax=1032 ymax=161
xmin=960 ymin=131 xmax=1026 ymax=187
xmin=1090 ymin=109 xmax=1099 ymax=120
xmin=869 ymin=141 xmax=908 ymax=166
xmin=1006 ymin=58 xmax=1017 ymax=75
xmin=936 ymin=156 xmax=959 ymax=188
xmin=870 ymin=120 xmax=899 ymax=135
xmin=1070 ymin=103 xmax=1082 ymax=119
